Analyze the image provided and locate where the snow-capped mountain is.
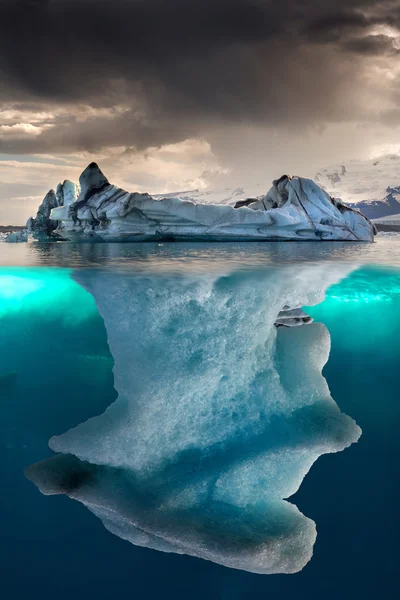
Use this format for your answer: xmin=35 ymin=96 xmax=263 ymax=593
xmin=350 ymin=187 xmax=400 ymax=221
xmin=315 ymin=154 xmax=400 ymax=219
xmin=153 ymin=183 xmax=266 ymax=205
xmin=152 ymin=154 xmax=400 ymax=220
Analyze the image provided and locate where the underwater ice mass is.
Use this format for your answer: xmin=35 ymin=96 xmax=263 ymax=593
xmin=23 ymin=263 xmax=361 ymax=575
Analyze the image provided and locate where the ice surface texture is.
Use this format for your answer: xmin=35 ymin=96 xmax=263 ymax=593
xmin=27 ymin=162 xmax=375 ymax=241
xmin=26 ymin=264 xmax=361 ymax=574
xmin=5 ymin=230 xmax=28 ymax=243
xmin=27 ymin=180 xmax=80 ymax=241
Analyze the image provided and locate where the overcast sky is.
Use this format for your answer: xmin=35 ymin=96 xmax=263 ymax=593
xmin=0 ymin=0 xmax=399 ymax=223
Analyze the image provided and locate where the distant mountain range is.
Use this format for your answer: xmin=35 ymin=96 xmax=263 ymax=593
xmin=347 ymin=188 xmax=400 ymax=221
xmin=315 ymin=154 xmax=400 ymax=220
xmin=0 ymin=225 xmax=25 ymax=232
xmin=153 ymin=183 xmax=266 ymax=206
xmin=155 ymin=153 xmax=400 ymax=221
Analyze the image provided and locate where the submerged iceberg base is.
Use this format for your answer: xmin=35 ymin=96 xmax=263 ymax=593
xmin=26 ymin=265 xmax=361 ymax=574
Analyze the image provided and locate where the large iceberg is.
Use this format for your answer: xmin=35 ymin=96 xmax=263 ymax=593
xmin=27 ymin=163 xmax=375 ymax=242
xmin=26 ymin=264 xmax=361 ymax=574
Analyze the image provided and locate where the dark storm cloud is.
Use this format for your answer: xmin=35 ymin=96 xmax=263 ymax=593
xmin=304 ymin=10 xmax=371 ymax=42
xmin=0 ymin=0 xmax=399 ymax=153
xmin=344 ymin=34 xmax=400 ymax=55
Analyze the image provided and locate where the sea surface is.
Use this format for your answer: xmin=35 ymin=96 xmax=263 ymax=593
xmin=1 ymin=238 xmax=399 ymax=599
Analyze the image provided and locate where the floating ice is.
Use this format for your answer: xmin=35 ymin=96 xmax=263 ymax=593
xmin=26 ymin=264 xmax=361 ymax=574
xmin=5 ymin=230 xmax=28 ymax=243
xmin=27 ymin=162 xmax=375 ymax=241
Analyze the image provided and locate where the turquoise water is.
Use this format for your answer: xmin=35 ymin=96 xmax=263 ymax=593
xmin=0 ymin=240 xmax=399 ymax=598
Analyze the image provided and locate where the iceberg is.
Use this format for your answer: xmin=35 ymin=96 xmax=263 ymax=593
xmin=6 ymin=230 xmax=28 ymax=243
xmin=27 ymin=181 xmax=80 ymax=241
xmin=27 ymin=163 xmax=375 ymax=242
xmin=26 ymin=263 xmax=361 ymax=574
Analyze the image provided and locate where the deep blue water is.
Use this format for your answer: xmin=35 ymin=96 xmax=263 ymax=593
xmin=0 ymin=241 xmax=399 ymax=599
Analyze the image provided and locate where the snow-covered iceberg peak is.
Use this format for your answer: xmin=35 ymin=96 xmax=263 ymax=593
xmin=26 ymin=263 xmax=361 ymax=574
xmin=27 ymin=180 xmax=79 ymax=240
xmin=56 ymin=179 xmax=81 ymax=207
xmin=47 ymin=164 xmax=375 ymax=242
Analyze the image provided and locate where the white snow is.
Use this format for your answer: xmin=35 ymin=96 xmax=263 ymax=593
xmin=56 ymin=180 xmax=80 ymax=207
xmin=315 ymin=153 xmax=400 ymax=206
xmin=153 ymin=184 xmax=266 ymax=206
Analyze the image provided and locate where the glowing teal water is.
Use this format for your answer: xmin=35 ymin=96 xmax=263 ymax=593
xmin=0 ymin=268 xmax=97 ymax=321
xmin=309 ymin=266 xmax=400 ymax=349
xmin=2 ymin=264 xmax=399 ymax=328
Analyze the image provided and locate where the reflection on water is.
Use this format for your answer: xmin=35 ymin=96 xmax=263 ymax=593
xmin=0 ymin=238 xmax=400 ymax=270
